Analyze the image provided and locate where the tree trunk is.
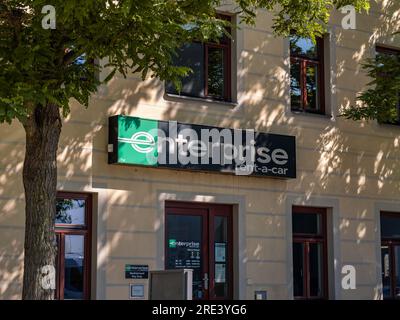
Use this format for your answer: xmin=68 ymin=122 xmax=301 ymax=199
xmin=22 ymin=103 xmax=62 ymax=300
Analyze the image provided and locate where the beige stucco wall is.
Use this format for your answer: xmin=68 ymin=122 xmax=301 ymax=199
xmin=1 ymin=1 xmax=400 ymax=299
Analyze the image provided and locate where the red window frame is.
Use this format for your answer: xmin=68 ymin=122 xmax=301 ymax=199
xmin=292 ymin=206 xmax=328 ymax=300
xmin=380 ymin=211 xmax=400 ymax=299
xmin=203 ymin=14 xmax=232 ymax=102
xmin=204 ymin=40 xmax=232 ymax=101
xmin=164 ymin=201 xmax=233 ymax=300
xmin=290 ymin=37 xmax=325 ymax=114
xmin=55 ymin=192 xmax=92 ymax=300
xmin=167 ymin=14 xmax=232 ymax=102
xmin=376 ymin=46 xmax=400 ymax=125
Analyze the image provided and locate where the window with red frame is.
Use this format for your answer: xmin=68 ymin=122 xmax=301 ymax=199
xmin=290 ymin=36 xmax=325 ymax=114
xmin=376 ymin=46 xmax=400 ymax=125
xmin=380 ymin=212 xmax=400 ymax=299
xmin=55 ymin=192 xmax=92 ymax=300
xmin=165 ymin=15 xmax=232 ymax=102
xmin=292 ymin=206 xmax=328 ymax=299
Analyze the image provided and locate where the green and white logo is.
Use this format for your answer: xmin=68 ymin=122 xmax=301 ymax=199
xmin=117 ymin=117 xmax=158 ymax=166
xmin=169 ymin=239 xmax=177 ymax=248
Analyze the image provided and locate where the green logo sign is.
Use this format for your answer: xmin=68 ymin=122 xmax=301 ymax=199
xmin=117 ymin=117 xmax=158 ymax=166
xmin=169 ymin=239 xmax=177 ymax=248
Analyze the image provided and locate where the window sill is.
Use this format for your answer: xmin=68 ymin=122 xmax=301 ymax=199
xmin=378 ymin=121 xmax=400 ymax=128
xmin=290 ymin=109 xmax=332 ymax=120
xmin=164 ymin=93 xmax=238 ymax=108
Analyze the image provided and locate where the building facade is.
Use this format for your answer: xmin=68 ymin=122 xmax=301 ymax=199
xmin=1 ymin=2 xmax=400 ymax=300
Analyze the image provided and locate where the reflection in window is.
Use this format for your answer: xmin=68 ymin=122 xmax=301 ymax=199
xmin=375 ymin=46 xmax=400 ymax=125
xmin=292 ymin=206 xmax=327 ymax=299
xmin=290 ymin=60 xmax=302 ymax=109
xmin=306 ymin=64 xmax=319 ymax=110
xmin=309 ymin=242 xmax=324 ymax=297
xmin=290 ymin=37 xmax=318 ymax=58
xmin=292 ymin=212 xmax=322 ymax=235
xmin=64 ymin=235 xmax=85 ymax=299
xmin=207 ymin=47 xmax=225 ymax=99
xmin=293 ymin=242 xmax=304 ymax=297
xmin=165 ymin=15 xmax=231 ymax=102
xmin=290 ymin=36 xmax=324 ymax=113
xmin=381 ymin=212 xmax=400 ymax=299
xmin=55 ymin=193 xmax=91 ymax=300
xmin=166 ymin=214 xmax=203 ymax=299
xmin=214 ymin=216 xmax=228 ymax=298
xmin=395 ymin=247 xmax=400 ymax=298
xmin=56 ymin=199 xmax=85 ymax=225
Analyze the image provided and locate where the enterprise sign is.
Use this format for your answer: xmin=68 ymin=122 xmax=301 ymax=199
xmin=108 ymin=115 xmax=296 ymax=179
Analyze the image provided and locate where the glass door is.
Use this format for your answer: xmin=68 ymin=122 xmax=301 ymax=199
xmin=209 ymin=206 xmax=233 ymax=299
xmin=165 ymin=208 xmax=208 ymax=299
xmin=292 ymin=206 xmax=327 ymax=299
xmin=381 ymin=242 xmax=400 ymax=299
xmin=55 ymin=193 xmax=91 ymax=300
xmin=165 ymin=202 xmax=233 ymax=300
xmin=380 ymin=212 xmax=400 ymax=299
xmin=395 ymin=245 xmax=400 ymax=298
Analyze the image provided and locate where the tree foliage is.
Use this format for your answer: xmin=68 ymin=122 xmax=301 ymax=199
xmin=0 ymin=0 xmax=370 ymax=124
xmin=341 ymin=34 xmax=400 ymax=123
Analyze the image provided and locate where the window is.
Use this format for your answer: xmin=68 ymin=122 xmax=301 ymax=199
xmin=165 ymin=15 xmax=232 ymax=102
xmin=292 ymin=206 xmax=328 ymax=299
xmin=165 ymin=202 xmax=233 ymax=300
xmin=380 ymin=212 xmax=400 ymax=299
xmin=376 ymin=46 xmax=400 ymax=125
xmin=55 ymin=192 xmax=92 ymax=300
xmin=290 ymin=36 xmax=325 ymax=113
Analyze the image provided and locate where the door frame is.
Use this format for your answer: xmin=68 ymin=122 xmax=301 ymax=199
xmin=55 ymin=192 xmax=92 ymax=300
xmin=292 ymin=206 xmax=328 ymax=300
xmin=380 ymin=211 xmax=400 ymax=299
xmin=381 ymin=240 xmax=400 ymax=299
xmin=165 ymin=201 xmax=234 ymax=300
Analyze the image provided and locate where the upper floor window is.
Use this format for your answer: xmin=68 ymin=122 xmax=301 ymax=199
xmin=376 ymin=46 xmax=400 ymax=125
xmin=290 ymin=36 xmax=325 ymax=114
xmin=165 ymin=15 xmax=232 ymax=102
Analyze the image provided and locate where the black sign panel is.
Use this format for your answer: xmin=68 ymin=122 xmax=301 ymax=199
xmin=109 ymin=116 xmax=296 ymax=179
xmin=125 ymin=265 xmax=149 ymax=279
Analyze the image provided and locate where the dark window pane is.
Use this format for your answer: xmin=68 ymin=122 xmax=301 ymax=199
xmin=381 ymin=215 xmax=400 ymax=238
xmin=214 ymin=216 xmax=227 ymax=243
xmin=214 ymin=216 xmax=228 ymax=298
xmin=309 ymin=242 xmax=324 ymax=297
xmin=395 ymin=246 xmax=400 ymax=298
xmin=290 ymin=60 xmax=302 ymax=110
xmin=165 ymin=43 xmax=205 ymax=98
xmin=381 ymin=246 xmax=392 ymax=299
xmin=64 ymin=235 xmax=85 ymax=299
xmin=292 ymin=213 xmax=322 ymax=235
xmin=166 ymin=214 xmax=203 ymax=299
xmin=290 ymin=36 xmax=318 ymax=59
xmin=207 ymin=47 xmax=225 ymax=99
xmin=74 ymin=54 xmax=86 ymax=65
xmin=305 ymin=64 xmax=319 ymax=110
xmin=293 ymin=242 xmax=305 ymax=297
xmin=56 ymin=199 xmax=85 ymax=225
xmin=376 ymin=48 xmax=400 ymax=124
